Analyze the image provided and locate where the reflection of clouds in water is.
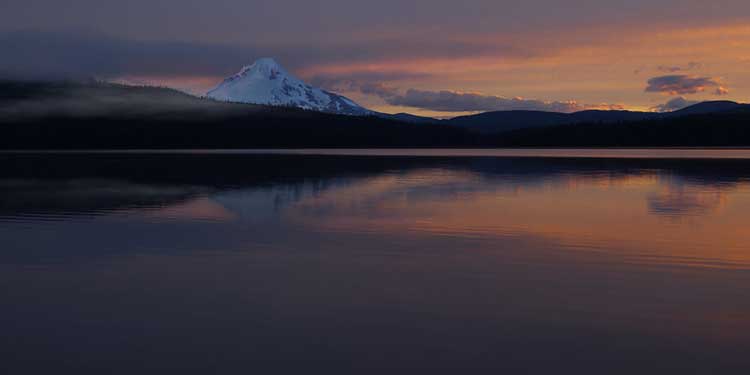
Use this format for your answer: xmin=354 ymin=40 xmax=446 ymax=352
xmin=289 ymin=169 xmax=485 ymax=219
xmin=648 ymin=188 xmax=726 ymax=218
xmin=4 ymin=156 xmax=750 ymax=270
xmin=277 ymin=166 xmax=750 ymax=271
xmin=3 ymin=156 xmax=750 ymax=226
xmin=1 ymin=168 xmax=744 ymax=225
xmin=287 ymin=169 xmax=692 ymax=221
xmin=647 ymin=175 xmax=735 ymax=219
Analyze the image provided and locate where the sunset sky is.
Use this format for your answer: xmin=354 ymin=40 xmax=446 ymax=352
xmin=1 ymin=0 xmax=749 ymax=116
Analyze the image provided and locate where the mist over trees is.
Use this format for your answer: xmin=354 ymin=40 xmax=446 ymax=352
xmin=2 ymin=80 xmax=750 ymax=149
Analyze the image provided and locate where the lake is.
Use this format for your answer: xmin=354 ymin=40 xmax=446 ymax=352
xmin=2 ymin=149 xmax=750 ymax=374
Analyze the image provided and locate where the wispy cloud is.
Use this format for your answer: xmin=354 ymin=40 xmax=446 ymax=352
xmin=308 ymin=71 xmax=431 ymax=93
xmin=368 ymin=88 xmax=623 ymax=113
xmin=657 ymin=62 xmax=703 ymax=73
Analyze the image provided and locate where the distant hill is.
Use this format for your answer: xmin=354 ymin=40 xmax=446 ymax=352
xmin=567 ymin=110 xmax=658 ymax=123
xmin=666 ymin=101 xmax=747 ymax=116
xmin=375 ymin=112 xmax=441 ymax=124
xmin=446 ymin=109 xmax=657 ymax=133
xmin=448 ymin=110 xmax=574 ymax=133
xmin=444 ymin=102 xmax=748 ymax=134
xmin=491 ymin=108 xmax=750 ymax=147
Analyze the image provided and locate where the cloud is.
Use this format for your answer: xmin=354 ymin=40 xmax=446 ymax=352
xmin=657 ymin=62 xmax=703 ymax=73
xmin=359 ymin=83 xmax=401 ymax=99
xmin=0 ymin=30 xmax=529 ymax=81
xmin=714 ymin=86 xmax=730 ymax=95
xmin=0 ymin=31 xmax=255 ymax=79
xmin=376 ymin=88 xmax=623 ymax=113
xmin=308 ymin=71 xmax=431 ymax=93
xmin=645 ymin=74 xmax=728 ymax=96
xmin=652 ymin=96 xmax=700 ymax=112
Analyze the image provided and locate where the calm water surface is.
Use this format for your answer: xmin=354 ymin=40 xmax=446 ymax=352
xmin=2 ymin=150 xmax=750 ymax=374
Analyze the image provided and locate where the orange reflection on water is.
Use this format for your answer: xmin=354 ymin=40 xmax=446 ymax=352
xmin=286 ymin=169 xmax=750 ymax=270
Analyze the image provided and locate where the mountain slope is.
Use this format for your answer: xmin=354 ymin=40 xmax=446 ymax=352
xmin=206 ymin=58 xmax=371 ymax=115
xmin=0 ymin=80 xmax=269 ymax=121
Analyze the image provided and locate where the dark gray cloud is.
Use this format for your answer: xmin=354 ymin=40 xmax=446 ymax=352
xmin=0 ymin=31 xmax=525 ymax=80
xmin=1 ymin=2 xmax=748 ymax=82
xmin=645 ymin=74 xmax=728 ymax=95
xmin=2 ymin=0 xmax=749 ymax=45
xmin=0 ymin=31 xmax=254 ymax=79
xmin=652 ymin=96 xmax=700 ymax=112
xmin=377 ymin=88 xmax=621 ymax=113
xmin=359 ymin=83 xmax=402 ymax=99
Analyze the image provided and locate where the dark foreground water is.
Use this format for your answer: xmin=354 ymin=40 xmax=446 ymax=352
xmin=2 ymin=150 xmax=750 ymax=374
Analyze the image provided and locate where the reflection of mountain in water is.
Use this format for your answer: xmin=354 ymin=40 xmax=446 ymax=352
xmin=1 ymin=153 xmax=750 ymax=221
xmin=0 ymin=179 xmax=212 ymax=220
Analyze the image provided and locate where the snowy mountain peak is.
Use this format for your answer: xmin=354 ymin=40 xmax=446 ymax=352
xmin=237 ymin=57 xmax=286 ymax=78
xmin=251 ymin=57 xmax=283 ymax=69
xmin=207 ymin=58 xmax=371 ymax=116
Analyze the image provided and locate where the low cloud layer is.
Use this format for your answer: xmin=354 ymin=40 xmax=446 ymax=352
xmin=309 ymin=71 xmax=430 ymax=94
xmin=366 ymin=88 xmax=623 ymax=113
xmin=645 ymin=75 xmax=728 ymax=96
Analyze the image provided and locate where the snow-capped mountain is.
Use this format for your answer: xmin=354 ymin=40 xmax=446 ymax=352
xmin=206 ymin=58 xmax=371 ymax=115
